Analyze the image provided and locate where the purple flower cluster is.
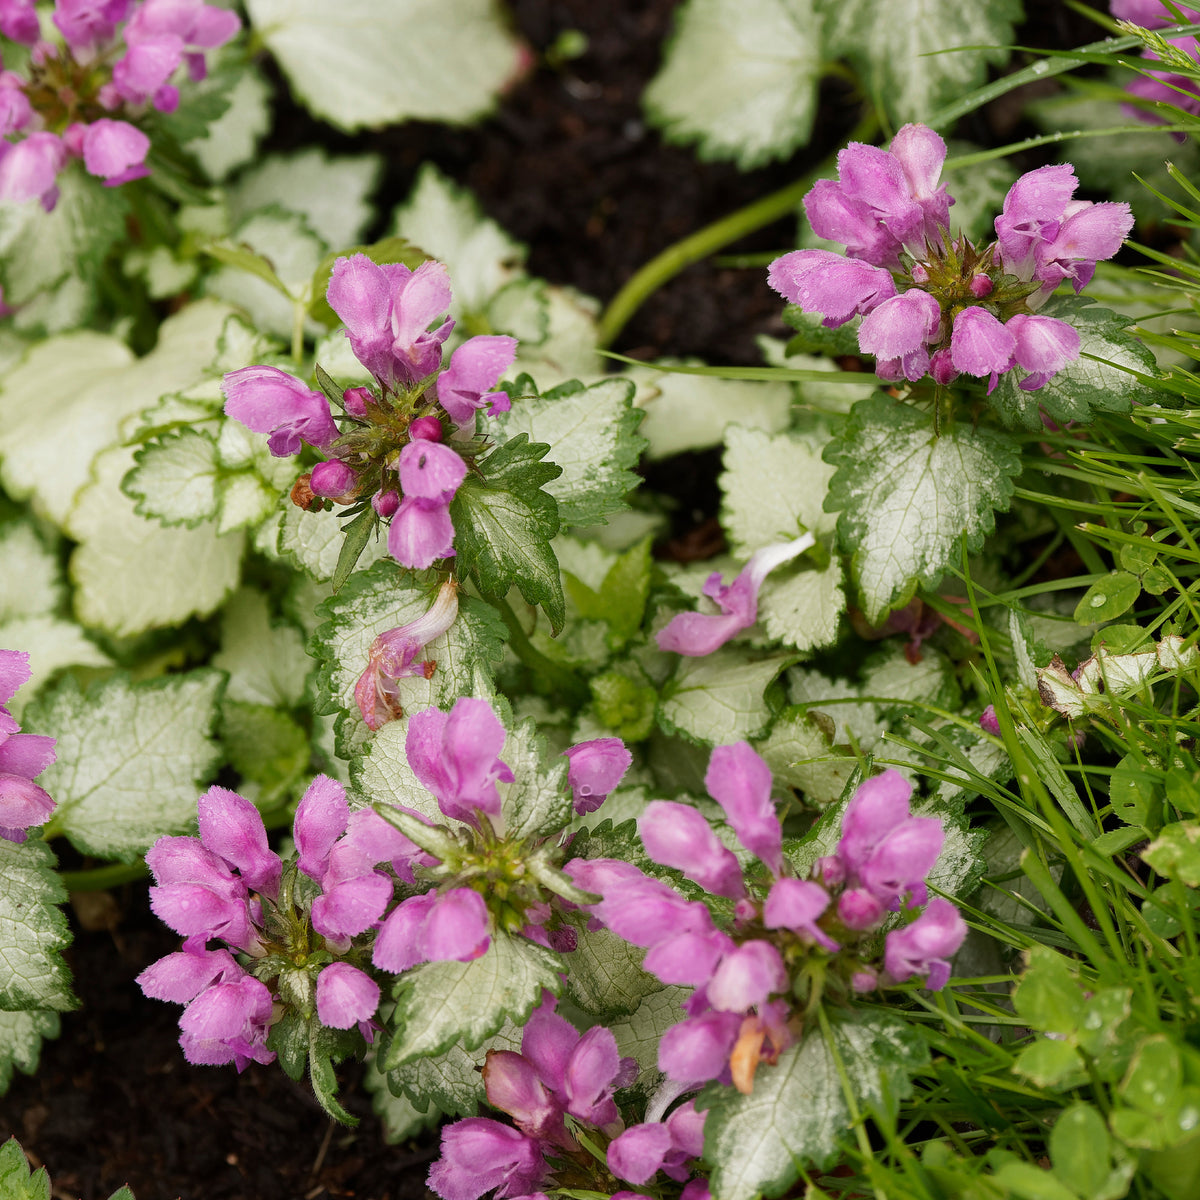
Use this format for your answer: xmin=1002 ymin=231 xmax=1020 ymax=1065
xmin=137 ymin=778 xmax=417 ymax=1068
xmin=222 ymin=254 xmax=518 ymax=571
xmin=0 ymin=649 xmax=56 ymax=843
xmin=0 ymin=0 xmax=239 ymax=208
xmin=569 ymin=750 xmax=965 ymax=1095
xmin=769 ymin=123 xmax=1134 ymax=393
xmin=657 ymin=533 xmax=815 ymax=658
xmin=428 ymin=994 xmax=708 ymax=1200
xmin=1112 ymin=0 xmax=1200 ymax=130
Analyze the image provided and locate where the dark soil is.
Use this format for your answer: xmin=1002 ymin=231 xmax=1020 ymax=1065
xmin=0 ymin=1 xmax=1100 ymax=1197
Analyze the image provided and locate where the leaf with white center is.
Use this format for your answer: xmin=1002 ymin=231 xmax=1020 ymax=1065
xmin=659 ymin=649 xmax=795 ymax=745
xmin=609 ymin=986 xmax=690 ymax=1085
xmin=353 ymin=719 xmax=443 ymax=826
xmin=185 ymin=62 xmax=272 ymax=182
xmin=122 ymin=429 xmax=222 ymax=527
xmin=212 ymin=589 xmax=311 ymax=708
xmin=0 ymin=524 xmax=62 ymax=621
xmin=311 ymin=562 xmax=506 ymax=756
xmin=247 ymin=0 xmax=524 ymax=131
xmin=205 ymin=209 xmax=326 ymax=340
xmin=364 ymin=1052 xmax=442 ymax=1141
xmin=864 ymin=641 xmax=961 ymax=711
xmin=565 ymin=924 xmax=662 ymax=1018
xmin=701 ymin=1015 xmax=927 ymax=1199
xmin=275 ymin=504 xmax=388 ymax=581
xmin=757 ymin=561 xmax=845 ymax=654
xmin=0 ymin=617 xmax=112 ymax=719
xmin=818 ymin=0 xmax=1020 ymax=126
xmin=512 ymin=286 xmax=605 ymax=390
xmin=500 ymin=719 xmax=571 ymax=841
xmin=390 ymin=164 xmax=526 ymax=315
xmin=754 ymin=705 xmax=855 ymax=805
xmin=384 ymin=930 xmax=562 ymax=1069
xmin=0 ymin=838 xmax=73 ymax=1013
xmin=0 ymin=1008 xmax=59 ymax=1096
xmin=826 ymin=395 xmax=1021 ymax=624
xmin=0 ymin=300 xmax=233 ymax=527
xmin=496 ymin=377 xmax=646 ymax=528
xmin=229 ymin=150 xmax=382 ymax=251
xmin=66 ymin=444 xmax=245 ymax=637
xmin=721 ymin=426 xmax=837 ymax=553
xmin=989 ymin=298 xmax=1160 ymax=430
xmin=627 ymin=365 xmax=792 ymax=460
xmin=644 ymin=0 xmax=821 ymax=169
xmin=384 ymin=1023 xmax=521 ymax=1117
xmin=27 ymin=671 xmax=223 ymax=861
xmin=0 ymin=164 xmax=128 ymax=307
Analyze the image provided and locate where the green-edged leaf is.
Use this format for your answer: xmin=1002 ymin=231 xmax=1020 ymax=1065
xmin=219 ymin=702 xmax=309 ymax=803
xmin=0 ymin=164 xmax=128 ymax=307
xmin=500 ymin=719 xmax=571 ymax=841
xmin=212 ymin=589 xmax=311 ymax=708
xmin=754 ymin=705 xmax=856 ymax=805
xmin=0 ymin=301 xmax=232 ymax=528
xmin=122 ymin=428 xmax=222 ymax=527
xmin=628 ymin=365 xmax=792 ymax=460
xmin=0 ymin=838 xmax=74 ymax=1013
xmin=274 ymin=504 xmax=389 ymax=582
xmin=659 ymin=649 xmax=795 ymax=744
xmin=450 ymin=435 xmax=565 ymax=633
xmin=384 ymin=1023 xmax=521 ymax=1117
xmin=27 ymin=672 xmax=223 ymax=860
xmin=701 ymin=1014 xmax=928 ymax=1200
xmin=496 ymin=377 xmax=645 ymax=528
xmin=66 ymin=444 xmax=245 ymax=637
xmin=644 ymin=0 xmax=821 ymax=169
xmin=0 ymin=1009 xmax=59 ymax=1095
xmin=184 ymin=61 xmax=272 ymax=182
xmin=311 ymin=562 xmax=506 ymax=756
xmin=363 ymin=1051 xmax=442 ymax=1142
xmin=389 ymin=164 xmax=525 ymax=316
xmin=989 ymin=297 xmax=1159 ymax=429
xmin=0 ymin=617 xmax=112 ymax=719
xmin=818 ymin=0 xmax=1020 ymax=126
xmin=228 ymin=149 xmax=382 ymax=251
xmin=0 ymin=523 xmax=63 ymax=621
xmin=246 ymin=0 xmax=523 ymax=131
xmin=384 ymin=930 xmax=562 ymax=1069
xmin=825 ymin=395 xmax=1021 ymax=623
xmin=608 ymin=986 xmax=690 ymax=1083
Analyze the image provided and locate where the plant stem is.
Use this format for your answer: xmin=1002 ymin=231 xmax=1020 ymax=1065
xmin=60 ymin=861 xmax=148 ymax=892
xmin=595 ymin=111 xmax=879 ymax=349
xmin=494 ymin=597 xmax=590 ymax=707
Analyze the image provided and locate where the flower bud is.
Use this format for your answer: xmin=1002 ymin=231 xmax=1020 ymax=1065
xmin=969 ymin=273 xmax=993 ymax=298
xmin=372 ymin=489 xmax=400 ymax=518
xmin=409 ymin=415 xmax=443 ymax=441
xmin=310 ymin=459 xmax=359 ymax=500
xmin=343 ymin=386 xmax=371 ymax=416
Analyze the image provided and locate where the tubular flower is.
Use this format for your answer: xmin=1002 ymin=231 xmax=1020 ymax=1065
xmin=769 ymin=123 xmax=1132 ymax=393
xmin=0 ymin=649 xmax=56 ymax=843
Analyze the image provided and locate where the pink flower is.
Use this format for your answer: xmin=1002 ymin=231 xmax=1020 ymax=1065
xmin=884 ymin=897 xmax=967 ymax=990
xmin=373 ymin=887 xmax=491 ymax=973
xmin=639 ymin=800 xmax=746 ymax=899
xmin=704 ymin=742 xmax=782 ymax=875
xmin=562 ymin=737 xmax=631 ymax=814
xmin=0 ymin=133 xmax=66 ymax=209
xmin=767 ymin=250 xmax=896 ymax=327
xmin=435 ymin=334 xmax=518 ymax=426
xmin=222 ymin=365 xmax=339 ymax=456
xmin=315 ymin=962 xmax=380 ymax=1030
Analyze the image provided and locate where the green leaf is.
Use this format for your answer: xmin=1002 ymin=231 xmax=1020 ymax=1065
xmin=565 ymin=537 xmax=652 ymax=650
xmin=1109 ymin=753 xmax=1162 ymax=827
xmin=383 ymin=1024 xmax=521 ymax=1117
xmin=27 ymin=672 xmax=224 ymax=860
xmin=0 ymin=838 xmax=74 ymax=1013
xmin=1073 ymin=571 xmax=1142 ymax=624
xmin=1014 ymin=1038 xmax=1082 ymax=1090
xmin=496 ymin=377 xmax=645 ymax=528
xmin=247 ymin=0 xmax=523 ymax=131
xmin=122 ymin=428 xmax=223 ymax=527
xmin=659 ymin=649 xmax=795 ymax=745
xmin=0 ymin=1009 xmax=59 ymax=1096
xmin=1050 ymin=1103 xmax=1132 ymax=1200
xmin=363 ymin=1051 xmax=442 ymax=1142
xmin=384 ymin=930 xmax=562 ymax=1069
xmin=565 ymin=924 xmax=662 ymax=1018
xmin=989 ymin=298 xmax=1159 ymax=429
xmin=500 ymin=719 xmax=572 ymax=841
xmin=0 ymin=1138 xmax=50 ymax=1200
xmin=1145 ymin=822 xmax=1200 ymax=886
xmin=991 ymin=1162 xmax=1082 ymax=1200
xmin=644 ymin=0 xmax=821 ymax=169
xmin=818 ymin=0 xmax=1020 ymax=126
xmin=627 ymin=363 xmax=792 ymax=461
xmin=311 ymin=562 xmax=506 ymax=757
xmin=274 ymin=504 xmax=389 ymax=582
xmin=331 ymin=507 xmax=380 ymax=593
xmin=66 ymin=444 xmax=245 ymax=637
xmin=701 ymin=1014 xmax=927 ymax=1200
xmin=825 ymin=395 xmax=1021 ymax=623
xmin=450 ymin=435 xmax=565 ymax=633
xmin=228 ymin=149 xmax=382 ymax=252
xmin=608 ymin=986 xmax=691 ymax=1082
xmin=220 ymin=702 xmax=309 ymax=804
xmin=184 ymin=60 xmax=272 ymax=182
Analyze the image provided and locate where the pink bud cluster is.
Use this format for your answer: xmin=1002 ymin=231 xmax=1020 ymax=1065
xmin=222 ymin=254 xmax=518 ymax=571
xmin=769 ymin=123 xmax=1134 ymax=394
xmin=0 ymin=0 xmax=240 ymax=209
xmin=429 ymin=995 xmax=709 ymax=1200
xmin=568 ymin=750 xmax=966 ymax=1096
xmin=0 ymin=649 xmax=56 ymax=843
